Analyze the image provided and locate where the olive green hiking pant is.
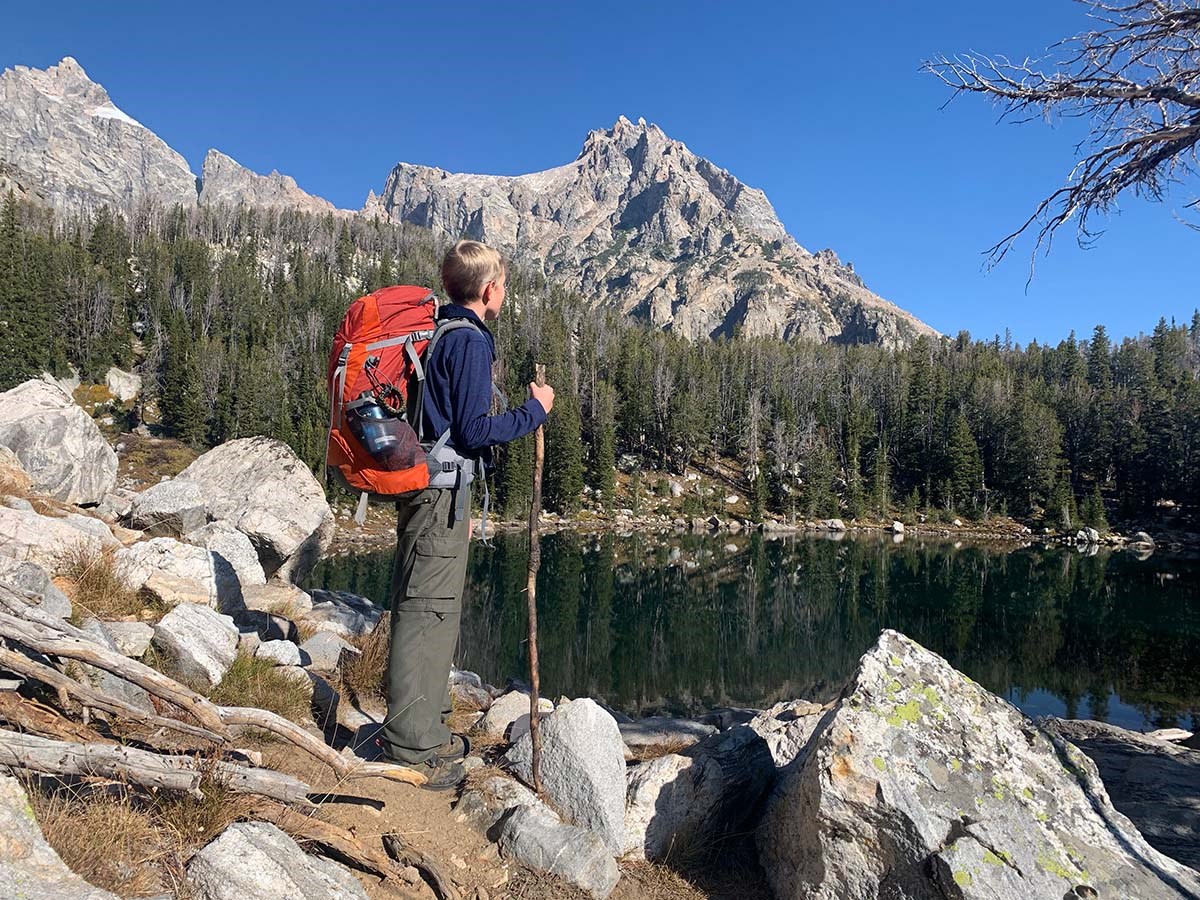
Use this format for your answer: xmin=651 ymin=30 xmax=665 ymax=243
xmin=381 ymin=488 xmax=470 ymax=765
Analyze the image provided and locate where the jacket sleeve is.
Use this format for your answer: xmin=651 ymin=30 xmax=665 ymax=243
xmin=449 ymin=336 xmax=547 ymax=452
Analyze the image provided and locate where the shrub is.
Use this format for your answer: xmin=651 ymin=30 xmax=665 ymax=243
xmin=58 ymin=545 xmax=147 ymax=622
xmin=205 ymin=652 xmax=311 ymax=723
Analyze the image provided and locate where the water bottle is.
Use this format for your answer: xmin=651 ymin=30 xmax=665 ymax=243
xmin=346 ymin=394 xmax=418 ymax=471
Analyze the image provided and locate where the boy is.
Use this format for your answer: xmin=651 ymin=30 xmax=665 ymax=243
xmin=382 ymin=240 xmax=554 ymax=789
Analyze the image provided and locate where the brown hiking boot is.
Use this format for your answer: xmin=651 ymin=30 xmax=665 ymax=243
xmin=417 ymin=756 xmax=467 ymax=792
xmin=435 ymin=733 xmax=470 ymax=762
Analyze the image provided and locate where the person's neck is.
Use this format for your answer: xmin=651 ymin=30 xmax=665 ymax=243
xmin=459 ymin=298 xmax=487 ymax=320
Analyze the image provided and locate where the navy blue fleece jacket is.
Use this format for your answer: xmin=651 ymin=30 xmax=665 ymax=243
xmin=420 ymin=304 xmax=546 ymax=464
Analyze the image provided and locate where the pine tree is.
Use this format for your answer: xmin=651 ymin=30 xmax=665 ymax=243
xmin=946 ymin=414 xmax=984 ymax=517
xmin=1080 ymin=484 xmax=1108 ymax=531
xmin=1087 ymin=324 xmax=1112 ymax=389
xmin=545 ymin=391 xmax=584 ymax=515
xmin=590 ymin=379 xmax=617 ymax=506
xmin=1046 ymin=466 xmax=1077 ymax=531
xmin=870 ymin=441 xmax=891 ymax=516
xmin=802 ymin=438 xmax=838 ymax=518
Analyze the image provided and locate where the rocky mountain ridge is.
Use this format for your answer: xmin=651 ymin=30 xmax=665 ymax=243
xmin=1 ymin=58 xmax=934 ymax=346
xmin=198 ymin=149 xmax=347 ymax=218
xmin=0 ymin=58 xmax=344 ymax=218
xmin=368 ymin=116 xmax=934 ymax=345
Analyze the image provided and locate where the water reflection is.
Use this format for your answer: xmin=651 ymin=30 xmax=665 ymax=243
xmin=309 ymin=533 xmax=1200 ymax=731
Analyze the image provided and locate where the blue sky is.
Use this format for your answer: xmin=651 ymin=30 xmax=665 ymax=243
xmin=3 ymin=0 xmax=1197 ymax=344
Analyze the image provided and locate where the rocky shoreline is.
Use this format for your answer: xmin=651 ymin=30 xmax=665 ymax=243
xmin=1 ymin=376 xmax=1198 ymax=899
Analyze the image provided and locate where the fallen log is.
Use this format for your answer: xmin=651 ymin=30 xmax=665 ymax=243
xmin=0 ymin=728 xmax=313 ymax=805
xmin=1 ymin=595 xmax=425 ymax=785
xmin=0 ymin=610 xmax=227 ymax=734
xmin=0 ymin=646 xmax=224 ymax=745
xmin=384 ymin=831 xmax=463 ymax=900
xmin=219 ymin=707 xmax=426 ymax=786
xmin=0 ymin=582 xmax=95 ymax=639
xmin=0 ymin=692 xmax=111 ymax=744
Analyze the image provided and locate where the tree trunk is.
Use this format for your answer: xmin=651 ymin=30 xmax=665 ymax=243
xmin=0 ymin=728 xmax=313 ymax=804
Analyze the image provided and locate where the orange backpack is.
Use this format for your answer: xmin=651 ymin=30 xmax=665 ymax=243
xmin=325 ymin=285 xmax=440 ymax=508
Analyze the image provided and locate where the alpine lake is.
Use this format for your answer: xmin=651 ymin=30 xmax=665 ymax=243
xmin=308 ymin=531 xmax=1200 ymax=732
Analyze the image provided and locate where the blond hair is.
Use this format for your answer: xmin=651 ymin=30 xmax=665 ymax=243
xmin=441 ymin=240 xmax=505 ymax=304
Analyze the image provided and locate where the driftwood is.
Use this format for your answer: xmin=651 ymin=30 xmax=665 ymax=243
xmin=221 ymin=706 xmax=425 ymax=786
xmin=0 ymin=728 xmax=313 ymax=804
xmin=0 ymin=646 xmax=226 ymax=745
xmin=0 ymin=691 xmax=111 ymax=744
xmin=0 ymin=610 xmax=227 ymax=733
xmin=0 ymin=609 xmax=425 ymax=785
xmin=384 ymin=831 xmax=463 ymax=900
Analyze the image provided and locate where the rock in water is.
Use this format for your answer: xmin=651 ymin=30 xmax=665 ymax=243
xmin=186 ymin=821 xmax=367 ymax=900
xmin=507 ymin=697 xmax=627 ymax=855
xmin=619 ymin=715 xmax=718 ymax=753
xmin=0 ymin=379 xmax=117 ymax=505
xmin=178 ymin=437 xmax=333 ymax=582
xmin=0 ymin=773 xmax=119 ymax=899
xmin=302 ymin=589 xmax=382 ymax=638
xmin=1041 ymin=717 xmax=1200 ymax=872
xmin=757 ymin=630 xmax=1200 ymax=900
xmin=152 ymin=603 xmax=238 ymax=686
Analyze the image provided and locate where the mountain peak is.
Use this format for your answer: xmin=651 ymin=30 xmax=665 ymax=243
xmin=0 ymin=58 xmax=196 ymax=214
xmin=199 ymin=147 xmax=345 ymax=217
xmin=370 ymin=120 xmax=935 ymax=346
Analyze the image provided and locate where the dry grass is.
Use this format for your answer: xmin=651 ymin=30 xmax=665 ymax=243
xmin=628 ymin=738 xmax=696 ymax=763
xmin=339 ymin=611 xmax=391 ymax=703
xmin=463 ymin=762 xmax=510 ymax=793
xmin=30 ymin=782 xmax=164 ymax=896
xmin=27 ymin=769 xmax=257 ymax=899
xmin=619 ymin=859 xmax=711 ymax=900
xmin=505 ymin=867 xmax=593 ymax=899
xmin=58 ymin=544 xmax=148 ymax=622
xmin=204 ymin=652 xmax=312 ymax=724
xmin=118 ymin=434 xmax=199 ymax=486
xmin=278 ymin=599 xmax=321 ymax=644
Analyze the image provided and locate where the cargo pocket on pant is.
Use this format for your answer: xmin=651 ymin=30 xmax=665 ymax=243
xmin=405 ymin=535 xmax=466 ymax=600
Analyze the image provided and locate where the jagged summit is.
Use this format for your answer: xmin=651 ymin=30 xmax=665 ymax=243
xmin=0 ymin=58 xmax=346 ymax=219
xmin=0 ymin=58 xmax=935 ymax=347
xmin=199 ymin=149 xmax=348 ymax=217
xmin=0 ymin=57 xmax=195 ymax=214
xmin=367 ymin=116 xmax=934 ymax=346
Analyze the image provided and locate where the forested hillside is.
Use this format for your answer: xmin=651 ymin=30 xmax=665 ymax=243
xmin=1 ymin=193 xmax=1197 ymax=527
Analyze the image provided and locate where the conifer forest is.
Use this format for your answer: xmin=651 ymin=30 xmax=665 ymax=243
xmin=1 ymin=194 xmax=1197 ymax=529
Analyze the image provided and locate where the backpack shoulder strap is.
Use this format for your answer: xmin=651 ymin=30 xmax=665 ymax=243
xmin=414 ymin=317 xmax=484 ymax=440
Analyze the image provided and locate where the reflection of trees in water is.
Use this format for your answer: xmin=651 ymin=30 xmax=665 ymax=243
xmin=310 ymin=535 xmax=1200 ymax=729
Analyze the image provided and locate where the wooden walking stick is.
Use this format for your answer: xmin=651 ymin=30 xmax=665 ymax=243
xmin=526 ymin=363 xmax=546 ymax=796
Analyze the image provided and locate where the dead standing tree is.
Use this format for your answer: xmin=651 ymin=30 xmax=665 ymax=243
xmin=924 ymin=0 xmax=1200 ymax=265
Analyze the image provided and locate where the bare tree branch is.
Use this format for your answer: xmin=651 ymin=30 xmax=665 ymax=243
xmin=923 ymin=0 xmax=1200 ymax=266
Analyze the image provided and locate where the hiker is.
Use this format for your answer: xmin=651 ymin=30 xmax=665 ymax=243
xmin=381 ymin=240 xmax=554 ymax=789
